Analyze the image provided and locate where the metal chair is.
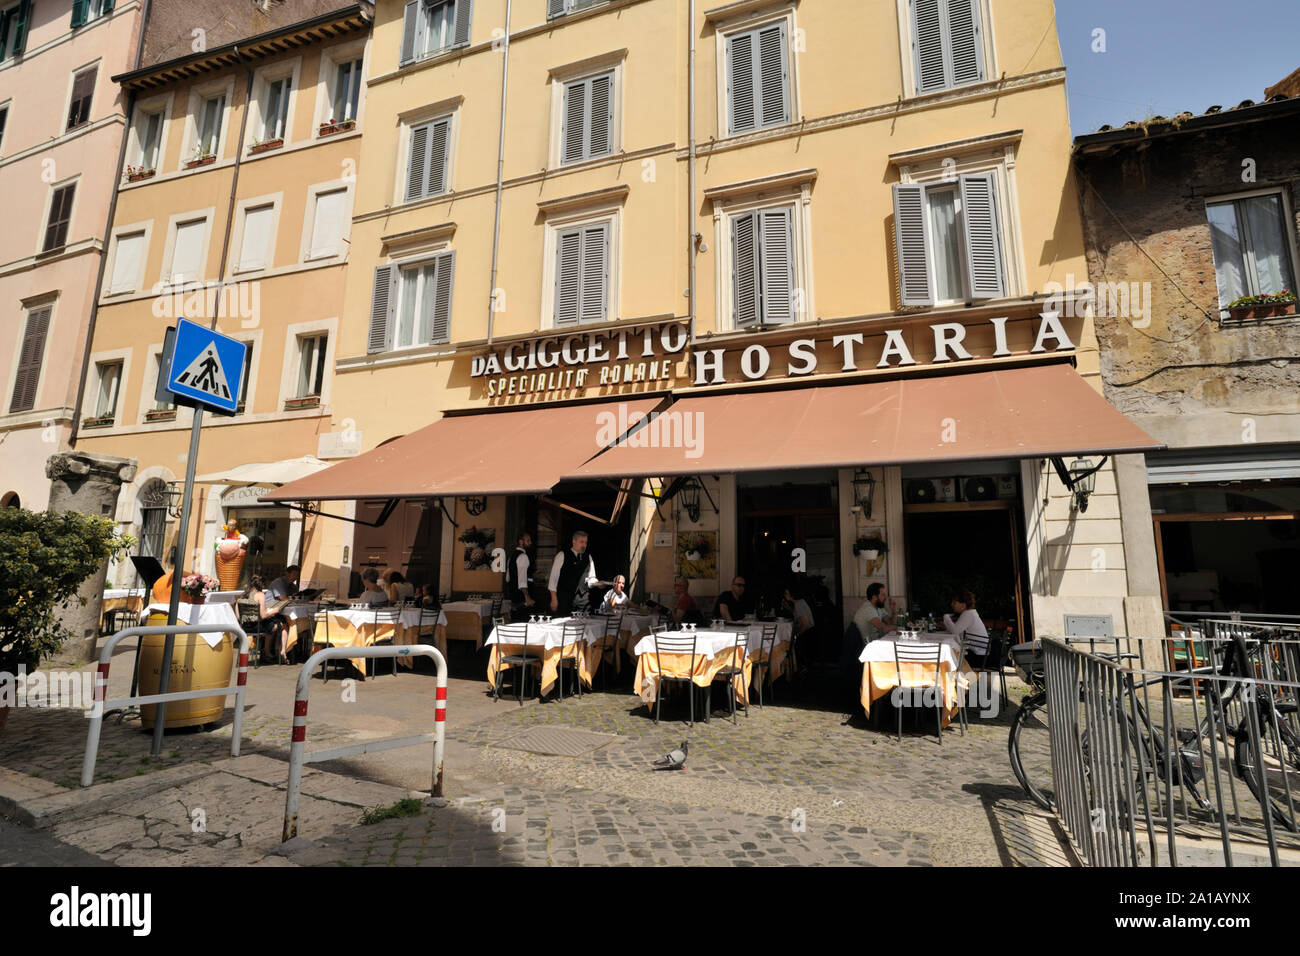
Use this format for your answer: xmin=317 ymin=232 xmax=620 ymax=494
xmin=597 ymin=610 xmax=625 ymax=690
xmin=651 ymin=627 xmax=704 ymax=726
xmin=750 ymin=623 xmax=779 ymax=707
xmin=485 ymin=594 xmax=504 ymax=642
xmin=369 ymin=606 xmax=402 ymax=678
xmin=235 ymin=600 xmax=265 ymax=668
xmin=892 ymin=639 xmax=946 ymax=744
xmin=556 ymin=620 xmax=585 ymax=700
xmin=962 ymin=627 xmax=1007 ymax=713
xmin=493 ymin=622 xmax=542 ymax=705
xmin=101 ymin=590 xmax=144 ymax=637
xmin=311 ymin=607 xmax=338 ymax=682
xmin=712 ymin=627 xmax=751 ymax=724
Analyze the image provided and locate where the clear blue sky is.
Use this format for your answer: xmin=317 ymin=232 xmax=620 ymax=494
xmin=1057 ymin=0 xmax=1299 ymax=136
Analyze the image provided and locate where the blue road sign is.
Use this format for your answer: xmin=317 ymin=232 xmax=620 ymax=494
xmin=166 ymin=318 xmax=247 ymax=413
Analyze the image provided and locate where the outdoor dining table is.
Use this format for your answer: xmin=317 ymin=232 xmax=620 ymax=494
xmin=485 ymin=617 xmax=607 ymax=697
xmin=631 ymin=621 xmax=794 ymax=708
xmin=102 ymin=589 xmax=146 ymax=616
xmin=321 ymin=606 xmax=449 ymax=675
xmin=443 ymin=598 xmax=510 ymax=647
xmin=138 ymin=601 xmax=241 ymax=648
xmin=859 ymin=632 xmax=974 ymax=727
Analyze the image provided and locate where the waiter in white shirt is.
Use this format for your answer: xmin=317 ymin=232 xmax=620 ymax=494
xmin=506 ymin=531 xmax=535 ymax=621
xmin=549 ymin=530 xmax=598 ymax=616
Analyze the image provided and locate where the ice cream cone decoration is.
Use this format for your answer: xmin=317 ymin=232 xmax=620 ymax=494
xmin=215 ymin=519 xmax=249 ymax=591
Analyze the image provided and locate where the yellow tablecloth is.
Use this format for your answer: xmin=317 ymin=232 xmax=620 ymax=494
xmin=860 ymin=659 xmax=974 ymax=727
xmin=488 ymin=641 xmax=584 ymax=698
xmin=311 ymin=616 xmax=448 ymax=677
xmin=634 ymin=649 xmax=758 ymax=708
xmin=444 ymin=610 xmax=485 ymax=647
xmin=101 ymin=595 xmax=144 ymax=616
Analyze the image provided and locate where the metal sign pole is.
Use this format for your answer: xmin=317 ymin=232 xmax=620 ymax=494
xmin=152 ymin=406 xmax=205 ymax=756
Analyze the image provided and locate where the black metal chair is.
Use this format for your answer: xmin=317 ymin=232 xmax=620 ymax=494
xmin=597 ymin=610 xmax=625 ymax=690
xmin=235 ymin=600 xmax=265 ymax=668
xmin=101 ymin=590 xmax=144 ymax=637
xmin=368 ymin=606 xmax=402 ymax=678
xmin=962 ymin=627 xmax=1007 ymax=713
xmin=493 ymin=622 xmax=542 ymax=705
xmin=556 ymin=620 xmax=585 ymax=700
xmin=712 ymin=627 xmax=751 ymax=724
xmin=651 ymin=627 xmax=705 ymax=726
xmin=892 ymin=638 xmax=946 ymax=744
xmin=750 ymin=623 xmax=780 ymax=707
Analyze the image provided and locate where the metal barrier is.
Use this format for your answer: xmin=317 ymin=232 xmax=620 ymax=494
xmin=82 ymin=623 xmax=250 ymax=787
xmin=282 ymin=643 xmax=447 ymax=842
xmin=1040 ymin=631 xmax=1300 ymax=866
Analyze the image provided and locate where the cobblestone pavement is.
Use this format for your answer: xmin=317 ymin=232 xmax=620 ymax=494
xmin=0 ymin=652 xmax=1070 ymax=866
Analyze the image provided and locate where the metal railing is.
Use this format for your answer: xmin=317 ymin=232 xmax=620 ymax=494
xmin=1041 ymin=630 xmax=1300 ymax=866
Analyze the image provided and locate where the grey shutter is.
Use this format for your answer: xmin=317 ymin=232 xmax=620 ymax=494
xmin=579 ymin=223 xmax=608 ymax=323
xmin=759 ymin=207 xmax=795 ymax=325
xmin=10 ymin=306 xmax=50 ymax=413
xmin=959 ymin=172 xmax=1004 ymax=299
xmin=367 ymin=265 xmax=397 ymax=353
xmin=912 ymin=0 xmax=945 ymax=93
xmin=400 ymin=0 xmax=420 ymax=65
xmin=562 ymin=79 xmax=586 ymax=164
xmin=554 ymin=229 xmax=582 ymax=326
xmin=13 ymin=0 xmax=30 ymax=54
xmin=589 ymin=72 xmax=613 ymax=157
xmin=103 ymin=0 xmax=114 ymax=11
xmin=429 ymin=251 xmax=455 ymax=343
xmin=71 ymin=0 xmax=89 ymax=27
xmin=453 ymin=0 xmax=472 ymax=46
xmin=726 ymin=30 xmax=755 ymax=134
xmin=947 ymin=0 xmax=983 ymax=86
xmin=893 ymin=183 xmax=934 ymax=306
xmin=405 ymin=123 xmax=429 ymax=201
xmin=757 ymin=22 xmax=788 ymax=128
xmin=732 ymin=211 xmax=759 ymax=327
xmin=425 ymin=117 xmax=450 ymax=195
xmin=547 ymin=0 xmax=566 ymax=18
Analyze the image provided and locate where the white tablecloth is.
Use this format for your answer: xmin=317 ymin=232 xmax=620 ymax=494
xmin=486 ymin=617 xmax=605 ymax=650
xmin=140 ymin=602 xmax=241 ymax=649
xmin=206 ymin=590 xmax=242 ymax=605
xmin=324 ymin=606 xmax=448 ymax=630
xmin=633 ymin=625 xmax=790 ymax=660
xmin=104 ymin=588 xmax=146 ymax=601
xmin=860 ymin=633 xmax=963 ymax=669
xmin=443 ymin=599 xmax=509 ymax=619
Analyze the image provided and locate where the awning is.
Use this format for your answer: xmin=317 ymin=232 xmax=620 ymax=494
xmin=260 ymin=398 xmax=664 ymax=503
xmin=194 ymin=456 xmax=333 ymax=486
xmin=567 ymin=363 xmax=1163 ymax=479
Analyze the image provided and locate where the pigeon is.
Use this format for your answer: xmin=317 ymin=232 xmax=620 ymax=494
xmin=651 ymin=741 xmax=688 ymax=770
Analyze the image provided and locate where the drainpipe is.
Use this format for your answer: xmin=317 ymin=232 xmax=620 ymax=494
xmin=486 ymin=0 xmax=512 ymax=343
xmin=210 ymin=48 xmax=255 ymax=331
xmin=69 ymin=0 xmax=154 ymax=447
xmin=687 ymin=0 xmax=697 ymax=348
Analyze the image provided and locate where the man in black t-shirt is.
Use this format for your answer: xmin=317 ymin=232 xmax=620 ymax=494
xmin=716 ymin=576 xmax=751 ymax=622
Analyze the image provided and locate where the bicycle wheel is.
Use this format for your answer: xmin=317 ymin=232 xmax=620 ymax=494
xmin=1233 ymin=720 xmax=1300 ymax=833
xmin=1009 ymin=691 xmax=1055 ymax=811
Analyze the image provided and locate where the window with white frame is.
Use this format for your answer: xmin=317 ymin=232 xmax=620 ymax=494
xmin=295 ymin=333 xmax=328 ymax=398
xmin=547 ymin=0 xmax=607 ymax=19
xmin=108 ymin=230 xmax=145 ymax=293
xmin=399 ymin=0 xmax=472 ymax=67
xmin=72 ymin=0 xmax=113 ymax=29
xmin=730 ymin=205 xmax=796 ymax=327
xmin=560 ymin=70 xmax=615 ymax=165
xmin=93 ymin=360 xmax=121 ymax=418
xmin=403 ymin=113 xmax=452 ymax=203
xmin=0 ymin=1 xmax=30 ymax=61
xmin=909 ymin=0 xmax=985 ymax=94
xmin=331 ymin=56 xmax=363 ymax=124
xmin=892 ymin=174 xmax=1005 ymax=305
xmin=66 ymin=66 xmax=97 ymax=131
xmin=236 ymin=204 xmax=275 ymax=272
xmin=366 ymin=251 xmax=456 ymax=353
xmin=306 ymin=187 xmax=348 ymax=260
xmin=553 ymin=221 xmax=611 ymax=327
xmin=1206 ymin=191 xmax=1299 ymax=313
xmin=134 ymin=107 xmax=163 ymax=170
xmin=260 ymin=73 xmax=292 ymax=142
xmin=9 ymin=302 xmax=50 ymax=413
xmin=723 ymin=19 xmax=790 ymax=136
xmin=194 ymin=93 xmax=225 ymax=159
xmin=42 ymin=182 xmax=76 ymax=252
xmin=152 ymin=353 xmax=174 ymax=411
xmin=168 ymin=218 xmax=207 ymax=283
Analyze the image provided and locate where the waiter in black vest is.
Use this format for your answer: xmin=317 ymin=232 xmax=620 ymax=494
xmin=505 ymin=531 xmax=535 ymax=622
xmin=548 ymin=529 xmax=599 ymax=616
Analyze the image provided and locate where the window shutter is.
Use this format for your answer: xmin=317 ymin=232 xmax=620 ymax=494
xmin=589 ymin=72 xmax=613 ymax=158
xmin=554 ymin=229 xmax=582 ymax=326
xmin=757 ymin=22 xmax=789 ymax=128
xmin=405 ymin=123 xmax=429 ymax=201
xmin=43 ymin=184 xmax=76 ymax=252
xmin=547 ymin=0 xmax=566 ymax=18
xmin=238 ymin=204 xmax=274 ymax=270
xmin=310 ymin=189 xmax=347 ymax=258
xmin=429 ymin=251 xmax=455 ymax=343
xmin=893 ymin=182 xmax=934 ymax=306
xmin=103 ymin=0 xmax=115 ymax=11
xmin=400 ymin=0 xmax=420 ymax=65
xmin=72 ymin=0 xmax=89 ymax=28
xmin=947 ymin=0 xmax=982 ymax=86
xmin=562 ymin=78 xmax=586 ymax=164
xmin=368 ymin=265 xmax=397 ymax=353
xmin=912 ymin=0 xmax=946 ymax=93
xmin=453 ymin=0 xmax=472 ymax=46
xmin=170 ymin=219 xmax=205 ymax=282
xmin=959 ymin=172 xmax=1004 ymax=299
xmin=425 ymin=118 xmax=450 ymax=195
xmin=109 ymin=231 xmax=145 ymax=293
xmin=732 ymin=211 xmax=759 ymax=327
xmin=759 ymin=207 xmax=795 ymax=325
xmin=10 ymin=306 xmax=50 ymax=413
xmin=726 ymin=30 xmax=756 ymax=134
xmin=13 ymin=0 xmax=30 ymax=55
xmin=579 ymin=223 xmax=608 ymax=323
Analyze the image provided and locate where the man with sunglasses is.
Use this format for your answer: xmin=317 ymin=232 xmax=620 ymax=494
xmin=716 ymin=576 xmax=752 ymax=623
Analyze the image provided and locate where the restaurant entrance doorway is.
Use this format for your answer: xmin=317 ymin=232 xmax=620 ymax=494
xmin=526 ymin=480 xmax=635 ymax=607
xmin=351 ymin=498 xmax=442 ymax=598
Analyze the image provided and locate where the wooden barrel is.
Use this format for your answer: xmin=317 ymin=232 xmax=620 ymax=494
xmin=137 ymin=611 xmax=234 ymax=730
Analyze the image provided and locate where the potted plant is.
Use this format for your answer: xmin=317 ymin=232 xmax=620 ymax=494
xmin=853 ymin=535 xmax=888 ymax=560
xmin=82 ymin=414 xmax=114 ymax=428
xmin=248 ymin=136 xmax=283 ymax=155
xmin=1226 ymin=290 xmax=1297 ymax=321
xmin=318 ymin=116 xmax=356 ymax=136
xmin=178 ymin=573 xmax=219 ymax=605
xmin=185 ymin=144 xmax=216 ymax=169
xmin=124 ymin=164 xmax=156 ymax=183
xmin=284 ymin=395 xmax=321 ymax=410
xmin=145 ymin=408 xmax=177 ymax=422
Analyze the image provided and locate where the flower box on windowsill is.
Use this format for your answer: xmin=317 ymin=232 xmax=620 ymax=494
xmin=1227 ymin=302 xmax=1297 ymax=322
xmin=126 ymin=169 xmax=156 ymax=183
xmin=249 ymin=139 xmax=283 ymax=155
xmin=145 ymin=408 xmax=177 ymax=423
xmin=184 ymin=155 xmax=216 ymax=169
xmin=318 ymin=119 xmax=355 ymax=137
xmin=284 ymin=396 xmax=320 ymax=411
xmin=82 ymin=415 xmax=114 ymax=428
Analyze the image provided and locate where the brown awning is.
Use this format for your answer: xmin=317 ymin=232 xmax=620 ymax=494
xmin=261 ymin=398 xmax=664 ymax=502
xmin=566 ymin=363 xmax=1162 ymax=479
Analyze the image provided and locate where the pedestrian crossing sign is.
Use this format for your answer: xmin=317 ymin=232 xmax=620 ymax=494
xmin=165 ymin=318 xmax=247 ymax=414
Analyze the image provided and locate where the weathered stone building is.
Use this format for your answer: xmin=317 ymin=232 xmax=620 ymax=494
xmin=1074 ymin=87 xmax=1300 ymax=615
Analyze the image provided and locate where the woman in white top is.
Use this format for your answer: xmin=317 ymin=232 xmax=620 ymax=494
xmin=943 ymin=588 xmax=990 ymax=664
xmin=601 ymin=573 xmax=630 ymax=612
xmin=384 ymin=570 xmax=415 ymax=604
xmin=358 ymin=568 xmax=390 ymax=606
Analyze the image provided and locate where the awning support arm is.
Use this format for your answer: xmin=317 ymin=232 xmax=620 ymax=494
xmin=699 ymin=476 xmax=719 ymax=515
xmin=437 ymin=497 xmax=459 ymax=529
xmin=1050 ymin=456 xmax=1110 ymax=490
xmin=280 ymin=498 xmax=400 ymax=528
